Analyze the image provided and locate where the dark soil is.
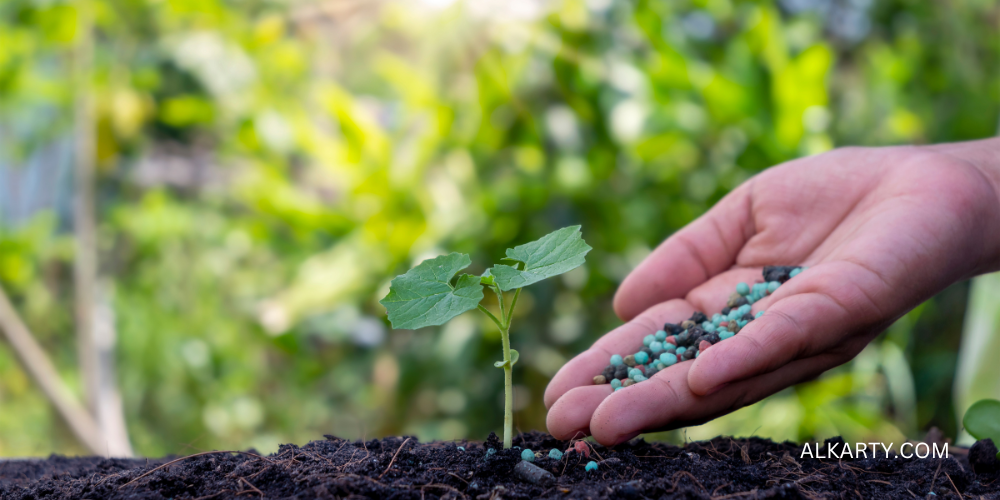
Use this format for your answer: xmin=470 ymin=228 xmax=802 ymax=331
xmin=2 ymin=433 xmax=998 ymax=499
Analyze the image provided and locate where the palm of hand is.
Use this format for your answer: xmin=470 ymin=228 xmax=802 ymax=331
xmin=544 ymin=145 xmax=1000 ymax=446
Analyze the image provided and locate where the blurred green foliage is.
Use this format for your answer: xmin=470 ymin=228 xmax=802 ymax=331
xmin=0 ymin=0 xmax=997 ymax=457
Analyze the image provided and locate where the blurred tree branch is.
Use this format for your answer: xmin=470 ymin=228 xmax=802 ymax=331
xmin=0 ymin=283 xmax=106 ymax=455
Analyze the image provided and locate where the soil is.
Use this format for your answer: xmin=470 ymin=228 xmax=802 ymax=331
xmin=2 ymin=432 xmax=998 ymax=499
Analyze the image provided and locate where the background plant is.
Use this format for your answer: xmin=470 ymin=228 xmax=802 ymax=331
xmin=963 ymin=399 xmax=1000 ymax=459
xmin=0 ymin=0 xmax=997 ymax=457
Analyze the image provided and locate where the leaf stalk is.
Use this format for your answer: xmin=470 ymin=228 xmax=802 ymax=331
xmin=476 ymin=305 xmax=504 ymax=333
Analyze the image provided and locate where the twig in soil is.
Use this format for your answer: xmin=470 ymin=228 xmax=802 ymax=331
xmin=447 ymin=472 xmax=469 ymax=485
xmin=190 ymin=490 xmax=231 ymax=500
xmin=711 ymin=482 xmax=732 ymax=496
xmin=838 ymin=463 xmax=859 ymax=479
xmin=666 ymin=470 xmax=708 ymax=494
xmin=650 ymin=441 xmax=673 ymax=455
xmin=378 ymin=437 xmax=412 ymax=480
xmin=866 ymin=480 xmax=892 ymax=486
xmin=561 ymin=452 xmax=581 ymax=477
xmin=800 ymin=490 xmax=824 ymax=500
xmin=583 ymin=441 xmax=604 ymax=462
xmin=905 ymin=488 xmax=917 ymax=498
xmin=236 ymin=477 xmax=263 ymax=497
xmin=94 ymin=471 xmax=125 ymax=486
xmin=246 ymin=467 xmax=270 ymax=481
xmin=781 ymin=452 xmax=801 ymax=469
xmin=238 ymin=449 xmax=296 ymax=481
xmin=328 ymin=439 xmax=348 ymax=460
xmin=340 ymin=447 xmax=361 ymax=470
xmin=844 ymin=463 xmax=897 ymax=475
xmin=246 ymin=451 xmax=294 ymax=481
xmin=328 ymin=471 xmax=460 ymax=499
xmin=705 ymin=441 xmax=727 ymax=461
xmin=930 ymin=459 xmax=943 ymax=494
xmin=944 ymin=472 xmax=963 ymax=499
xmin=421 ymin=483 xmax=467 ymax=499
xmin=740 ymin=444 xmax=751 ymax=464
xmin=538 ymin=486 xmax=558 ymax=497
xmin=119 ymin=451 xmax=273 ymax=489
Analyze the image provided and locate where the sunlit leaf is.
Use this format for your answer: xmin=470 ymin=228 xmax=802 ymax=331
xmin=489 ymin=226 xmax=591 ymax=291
xmin=480 ymin=268 xmax=495 ymax=286
xmin=379 ymin=253 xmax=483 ymax=330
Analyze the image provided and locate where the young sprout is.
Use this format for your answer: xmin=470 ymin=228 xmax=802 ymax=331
xmin=379 ymin=226 xmax=591 ymax=448
xmin=963 ymin=399 xmax=1000 ymax=460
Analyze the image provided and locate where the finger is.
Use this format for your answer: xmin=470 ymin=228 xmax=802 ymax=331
xmin=543 ymin=300 xmax=695 ymax=409
xmin=920 ymin=138 xmax=1000 ymax=171
xmin=686 ymin=262 xmax=888 ymax=396
xmin=588 ymin=349 xmax=855 ymax=445
xmin=545 ymin=386 xmax=610 ymax=440
xmin=613 ymin=185 xmax=755 ymax=321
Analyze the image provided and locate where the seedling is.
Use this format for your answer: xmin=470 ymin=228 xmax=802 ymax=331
xmin=379 ymin=226 xmax=591 ymax=448
xmin=963 ymin=398 xmax=1000 ymax=459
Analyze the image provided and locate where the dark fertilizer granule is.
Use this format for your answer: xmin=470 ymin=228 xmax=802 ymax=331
xmin=2 ymin=433 xmax=998 ymax=499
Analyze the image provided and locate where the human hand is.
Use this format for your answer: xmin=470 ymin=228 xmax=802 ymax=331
xmin=544 ymin=139 xmax=1000 ymax=446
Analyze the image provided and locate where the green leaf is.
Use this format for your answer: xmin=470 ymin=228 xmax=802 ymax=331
xmin=494 ymin=349 xmax=520 ymax=369
xmin=379 ymin=253 xmax=484 ymax=330
xmin=480 ymin=268 xmax=495 ymax=286
xmin=489 ymin=226 xmax=591 ymax=291
xmin=963 ymin=399 xmax=1000 ymax=458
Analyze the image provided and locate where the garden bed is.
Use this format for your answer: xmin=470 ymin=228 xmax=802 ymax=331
xmin=2 ymin=432 xmax=999 ymax=499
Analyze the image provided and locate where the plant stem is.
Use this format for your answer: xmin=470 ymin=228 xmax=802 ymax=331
xmin=479 ymin=291 xmax=515 ymax=448
xmin=499 ymin=321 xmax=513 ymax=449
xmin=497 ymin=278 xmax=523 ymax=447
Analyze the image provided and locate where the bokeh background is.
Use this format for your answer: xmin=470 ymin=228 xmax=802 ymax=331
xmin=0 ymin=0 xmax=998 ymax=458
